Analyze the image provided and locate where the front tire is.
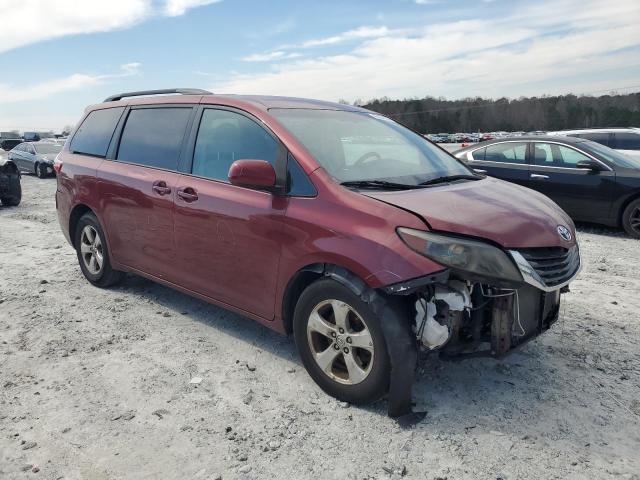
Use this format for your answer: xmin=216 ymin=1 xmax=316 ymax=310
xmin=74 ymin=212 xmax=123 ymax=287
xmin=622 ymin=199 xmax=640 ymax=239
xmin=293 ymin=278 xmax=390 ymax=405
xmin=35 ymin=162 xmax=47 ymax=179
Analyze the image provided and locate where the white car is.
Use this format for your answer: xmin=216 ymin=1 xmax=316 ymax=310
xmin=549 ymin=127 xmax=640 ymax=159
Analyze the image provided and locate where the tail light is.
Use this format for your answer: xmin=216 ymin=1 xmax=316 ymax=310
xmin=53 ymin=154 xmax=63 ymax=174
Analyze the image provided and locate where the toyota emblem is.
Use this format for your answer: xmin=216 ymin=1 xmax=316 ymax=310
xmin=557 ymin=225 xmax=572 ymax=242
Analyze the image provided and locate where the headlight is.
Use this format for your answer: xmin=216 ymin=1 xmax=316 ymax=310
xmin=397 ymin=227 xmax=523 ymax=283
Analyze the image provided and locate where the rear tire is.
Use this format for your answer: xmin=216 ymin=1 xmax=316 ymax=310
xmin=622 ymin=199 xmax=640 ymax=239
xmin=293 ymin=278 xmax=390 ymax=405
xmin=74 ymin=212 xmax=123 ymax=287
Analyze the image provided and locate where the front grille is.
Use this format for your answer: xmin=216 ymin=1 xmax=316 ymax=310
xmin=516 ymin=246 xmax=580 ymax=288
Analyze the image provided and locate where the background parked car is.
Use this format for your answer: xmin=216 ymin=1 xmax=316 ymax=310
xmin=0 ymin=154 xmax=22 ymax=206
xmin=1 ymin=132 xmax=23 ymax=151
xmin=9 ymin=141 xmax=62 ymax=178
xmin=549 ymin=127 xmax=640 ymax=159
xmin=454 ymin=136 xmax=640 ymax=237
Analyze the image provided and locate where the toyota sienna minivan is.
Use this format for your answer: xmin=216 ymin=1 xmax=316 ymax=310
xmin=56 ymin=89 xmax=581 ymax=417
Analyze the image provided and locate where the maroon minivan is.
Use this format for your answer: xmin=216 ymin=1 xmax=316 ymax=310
xmin=56 ymin=89 xmax=581 ymax=417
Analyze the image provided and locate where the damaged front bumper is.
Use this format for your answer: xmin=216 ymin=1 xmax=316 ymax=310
xmin=385 ymin=243 xmax=581 ymax=358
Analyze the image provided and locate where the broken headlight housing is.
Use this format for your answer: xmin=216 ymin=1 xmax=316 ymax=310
xmin=397 ymin=228 xmax=523 ymax=285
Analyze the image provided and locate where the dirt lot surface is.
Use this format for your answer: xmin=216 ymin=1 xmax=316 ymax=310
xmin=1 ymin=174 xmax=639 ymax=480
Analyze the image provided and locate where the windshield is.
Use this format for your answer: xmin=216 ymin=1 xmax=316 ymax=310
xmin=583 ymin=140 xmax=640 ymax=169
xmin=270 ymin=109 xmax=472 ymax=185
xmin=34 ymin=144 xmax=62 ymax=155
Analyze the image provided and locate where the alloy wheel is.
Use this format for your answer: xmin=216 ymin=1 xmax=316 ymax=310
xmin=306 ymin=299 xmax=374 ymax=385
xmin=629 ymin=206 xmax=640 ymax=235
xmin=80 ymin=225 xmax=104 ymax=275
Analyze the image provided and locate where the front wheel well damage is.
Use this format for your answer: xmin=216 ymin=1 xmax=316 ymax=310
xmin=283 ymin=262 xmax=420 ymax=419
xmin=282 ymin=263 xmax=374 ymax=335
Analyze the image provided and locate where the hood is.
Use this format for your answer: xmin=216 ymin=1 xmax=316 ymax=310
xmin=37 ymin=154 xmax=55 ymax=163
xmin=363 ymin=177 xmax=576 ymax=249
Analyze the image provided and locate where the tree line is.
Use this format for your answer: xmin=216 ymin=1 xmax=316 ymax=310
xmin=360 ymin=92 xmax=640 ymax=133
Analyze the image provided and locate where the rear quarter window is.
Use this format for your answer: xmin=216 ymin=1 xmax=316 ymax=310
xmin=470 ymin=148 xmax=485 ymax=161
xmin=70 ymin=107 xmax=124 ymax=157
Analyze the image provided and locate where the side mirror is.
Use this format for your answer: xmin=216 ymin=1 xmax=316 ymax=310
xmin=576 ymin=159 xmax=603 ymax=171
xmin=228 ymin=159 xmax=276 ymax=190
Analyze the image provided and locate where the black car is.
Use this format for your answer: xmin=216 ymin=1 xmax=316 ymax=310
xmin=0 ymin=132 xmax=22 ymax=151
xmin=454 ymin=136 xmax=640 ymax=238
xmin=0 ymin=155 xmax=21 ymax=206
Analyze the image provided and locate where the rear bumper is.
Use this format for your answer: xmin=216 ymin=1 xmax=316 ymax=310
xmin=55 ymin=188 xmax=73 ymax=246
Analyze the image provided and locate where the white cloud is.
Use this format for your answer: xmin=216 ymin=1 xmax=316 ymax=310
xmin=275 ymin=26 xmax=391 ymax=51
xmin=0 ymin=0 xmax=151 ymax=54
xmin=242 ymin=51 xmax=302 ymax=62
xmin=241 ymin=26 xmax=390 ymax=64
xmin=213 ymin=0 xmax=640 ymax=101
xmin=0 ymin=63 xmax=141 ymax=104
xmin=0 ymin=0 xmax=224 ymax=54
xmin=163 ymin=0 xmax=222 ymax=17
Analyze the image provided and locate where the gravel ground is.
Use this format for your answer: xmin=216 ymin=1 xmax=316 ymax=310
xmin=1 ymin=174 xmax=639 ymax=480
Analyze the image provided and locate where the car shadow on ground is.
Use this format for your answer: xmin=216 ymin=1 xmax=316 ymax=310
xmin=575 ymin=221 xmax=631 ymax=238
xmin=112 ymin=273 xmax=561 ymax=425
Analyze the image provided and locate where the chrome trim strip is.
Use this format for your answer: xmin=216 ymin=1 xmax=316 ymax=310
xmin=509 ymin=246 xmax=582 ymax=292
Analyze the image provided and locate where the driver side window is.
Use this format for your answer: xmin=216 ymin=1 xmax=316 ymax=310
xmin=192 ymin=109 xmax=279 ymax=182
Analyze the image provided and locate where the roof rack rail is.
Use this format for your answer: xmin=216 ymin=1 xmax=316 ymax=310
xmin=103 ymin=88 xmax=213 ymax=102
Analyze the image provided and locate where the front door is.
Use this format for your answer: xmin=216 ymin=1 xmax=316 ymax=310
xmin=98 ymin=106 xmax=193 ymax=279
xmin=173 ymin=107 xmax=286 ymax=319
xmin=527 ymin=141 xmax=615 ymax=222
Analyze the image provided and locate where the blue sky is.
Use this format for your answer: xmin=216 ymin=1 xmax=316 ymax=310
xmin=1 ymin=0 xmax=639 ymax=131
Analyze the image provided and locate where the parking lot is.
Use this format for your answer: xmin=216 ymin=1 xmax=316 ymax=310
xmin=1 ymin=174 xmax=639 ymax=479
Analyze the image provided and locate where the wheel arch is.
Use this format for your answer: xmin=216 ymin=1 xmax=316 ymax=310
xmin=618 ymin=190 xmax=640 ymax=227
xmin=68 ymin=204 xmax=94 ymax=249
xmin=281 ymin=263 xmax=372 ymax=335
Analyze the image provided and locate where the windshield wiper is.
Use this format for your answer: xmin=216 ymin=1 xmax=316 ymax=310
xmin=418 ymin=174 xmax=482 ymax=187
xmin=340 ymin=180 xmax=426 ymax=190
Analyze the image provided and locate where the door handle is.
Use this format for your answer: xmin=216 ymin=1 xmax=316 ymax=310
xmin=530 ymin=174 xmax=550 ymax=180
xmin=152 ymin=181 xmax=172 ymax=195
xmin=177 ymin=187 xmax=198 ymax=203
xmin=473 ymin=169 xmax=487 ymax=174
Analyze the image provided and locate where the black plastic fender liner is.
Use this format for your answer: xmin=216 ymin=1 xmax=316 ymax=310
xmin=369 ymin=293 xmax=419 ymax=419
xmin=323 ymin=265 xmax=420 ymax=419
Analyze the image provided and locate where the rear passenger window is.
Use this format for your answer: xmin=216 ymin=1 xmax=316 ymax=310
xmin=192 ymin=109 xmax=279 ymax=182
xmin=70 ymin=107 xmax=124 ymax=157
xmin=611 ymin=133 xmax=640 ymax=150
xmin=484 ymin=142 xmax=527 ymax=163
xmin=117 ymin=108 xmax=192 ymax=170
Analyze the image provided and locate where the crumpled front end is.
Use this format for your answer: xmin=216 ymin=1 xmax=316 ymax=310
xmin=387 ymin=243 xmax=581 ymax=358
